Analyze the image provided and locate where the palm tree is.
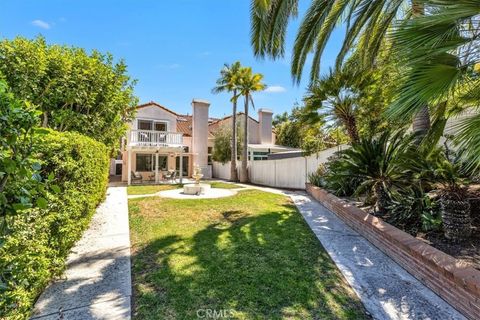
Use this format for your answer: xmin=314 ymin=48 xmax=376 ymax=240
xmin=249 ymin=0 xmax=431 ymax=137
xmin=235 ymin=67 xmax=266 ymax=182
xmin=388 ymin=0 xmax=480 ymax=164
xmin=212 ymin=62 xmax=243 ymax=181
xmin=304 ymin=69 xmax=360 ymax=143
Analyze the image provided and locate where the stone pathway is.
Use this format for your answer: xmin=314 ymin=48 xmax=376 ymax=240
xmin=290 ymin=192 xmax=465 ymax=320
xmin=31 ymin=186 xmax=131 ymax=320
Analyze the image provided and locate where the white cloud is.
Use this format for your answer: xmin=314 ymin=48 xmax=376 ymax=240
xmin=31 ymin=20 xmax=51 ymax=29
xmin=264 ymin=85 xmax=286 ymax=93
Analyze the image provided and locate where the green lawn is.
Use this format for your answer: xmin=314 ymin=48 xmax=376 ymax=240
xmin=127 ymin=184 xmax=180 ymax=195
xmin=209 ymin=181 xmax=244 ymax=189
xmin=127 ymin=181 xmax=243 ymax=195
xmin=129 ymin=189 xmax=368 ymax=319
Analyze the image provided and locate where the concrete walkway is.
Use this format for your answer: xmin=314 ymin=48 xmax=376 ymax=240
xmin=290 ymin=192 xmax=465 ymax=320
xmin=31 ymin=186 xmax=131 ymax=320
xmin=213 ymin=181 xmax=465 ymax=319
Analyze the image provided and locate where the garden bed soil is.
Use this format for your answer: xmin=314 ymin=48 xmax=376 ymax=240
xmin=348 ymin=197 xmax=480 ymax=271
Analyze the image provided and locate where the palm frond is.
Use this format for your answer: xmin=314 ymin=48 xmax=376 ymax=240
xmin=250 ymin=0 xmax=299 ymax=58
xmin=388 ymin=0 xmax=479 ymax=118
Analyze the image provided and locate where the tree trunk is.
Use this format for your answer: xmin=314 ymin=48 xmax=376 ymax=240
xmin=230 ymin=90 xmax=239 ymax=182
xmin=412 ymin=105 xmax=431 ymax=142
xmin=441 ymin=198 xmax=471 ymax=241
xmin=412 ymin=1 xmax=424 ymax=17
xmin=374 ymin=183 xmax=389 ymax=216
xmin=345 ymin=116 xmax=359 ymax=144
xmin=42 ymin=111 xmax=48 ymax=127
xmin=411 ymin=1 xmax=431 ymax=143
xmin=240 ymin=94 xmax=249 ymax=183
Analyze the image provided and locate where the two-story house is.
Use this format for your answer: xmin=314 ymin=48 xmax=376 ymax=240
xmin=112 ymin=99 xmax=298 ymax=185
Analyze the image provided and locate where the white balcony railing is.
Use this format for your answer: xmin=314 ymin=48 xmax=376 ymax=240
xmin=128 ymin=130 xmax=183 ymax=147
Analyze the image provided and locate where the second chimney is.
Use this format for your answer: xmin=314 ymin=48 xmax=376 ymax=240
xmin=258 ymin=108 xmax=273 ymax=145
xmin=192 ymin=99 xmax=210 ymax=168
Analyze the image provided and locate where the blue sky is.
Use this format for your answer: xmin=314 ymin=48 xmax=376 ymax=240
xmin=0 ymin=0 xmax=344 ymax=118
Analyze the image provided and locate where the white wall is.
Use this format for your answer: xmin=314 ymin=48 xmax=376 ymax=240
xmin=133 ymin=105 xmax=178 ymax=132
xmin=214 ymin=115 xmax=261 ymax=144
xmin=212 ymin=145 xmax=348 ymax=189
xmin=212 ymin=162 xmax=231 ymax=180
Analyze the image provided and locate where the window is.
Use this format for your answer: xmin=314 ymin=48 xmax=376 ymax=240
xmin=158 ymin=156 xmax=168 ymax=171
xmin=252 ymin=151 xmax=269 ymax=161
xmin=176 ymin=156 xmax=189 ymax=176
xmin=208 ymin=146 xmax=213 ymax=165
xmin=137 ymin=119 xmax=168 ymax=131
xmin=138 ymin=120 xmax=152 ymax=131
xmin=155 ymin=122 xmax=167 ymax=131
xmin=136 ymin=154 xmax=153 ymax=171
xmin=135 ymin=154 xmax=168 ymax=171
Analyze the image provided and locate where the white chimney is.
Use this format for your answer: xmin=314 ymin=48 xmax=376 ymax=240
xmin=191 ymin=99 xmax=210 ymax=169
xmin=258 ymin=108 xmax=273 ymax=144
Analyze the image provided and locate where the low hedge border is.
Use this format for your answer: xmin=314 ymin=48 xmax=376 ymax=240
xmin=306 ymin=183 xmax=480 ymax=320
xmin=0 ymin=130 xmax=109 ymax=319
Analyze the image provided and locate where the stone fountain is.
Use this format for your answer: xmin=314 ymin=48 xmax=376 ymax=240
xmin=183 ymin=164 xmax=211 ymax=195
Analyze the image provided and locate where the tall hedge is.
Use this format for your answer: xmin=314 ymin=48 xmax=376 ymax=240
xmin=0 ymin=130 xmax=109 ymax=319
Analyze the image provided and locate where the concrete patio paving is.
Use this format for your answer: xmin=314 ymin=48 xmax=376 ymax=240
xmin=31 ymin=186 xmax=131 ymax=320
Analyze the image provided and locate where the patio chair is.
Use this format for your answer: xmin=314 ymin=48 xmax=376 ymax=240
xmin=148 ymin=173 xmax=156 ymax=182
xmin=164 ymin=171 xmax=176 ymax=183
xmin=131 ymin=171 xmax=143 ymax=184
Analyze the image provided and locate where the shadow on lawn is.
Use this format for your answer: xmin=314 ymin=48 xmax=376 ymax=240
xmin=131 ymin=204 xmax=367 ymax=319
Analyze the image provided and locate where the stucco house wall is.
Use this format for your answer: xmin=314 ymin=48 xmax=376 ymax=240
xmin=131 ymin=105 xmax=178 ymax=132
xmin=211 ymin=114 xmax=271 ymax=144
xmin=117 ymin=100 xmax=286 ymax=183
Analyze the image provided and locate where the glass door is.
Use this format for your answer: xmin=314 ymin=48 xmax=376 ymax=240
xmin=175 ymin=156 xmax=189 ymax=176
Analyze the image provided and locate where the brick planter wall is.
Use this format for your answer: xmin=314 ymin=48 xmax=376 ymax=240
xmin=306 ymin=184 xmax=480 ymax=319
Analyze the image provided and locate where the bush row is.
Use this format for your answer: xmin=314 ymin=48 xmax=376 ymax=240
xmin=308 ymin=131 xmax=475 ymax=240
xmin=0 ymin=129 xmax=109 ymax=319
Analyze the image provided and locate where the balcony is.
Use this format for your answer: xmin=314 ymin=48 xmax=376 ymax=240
xmin=128 ymin=130 xmax=183 ymax=148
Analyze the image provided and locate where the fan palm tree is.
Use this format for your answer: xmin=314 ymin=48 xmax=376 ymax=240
xmin=212 ymin=62 xmax=243 ymax=181
xmin=250 ymin=0 xmax=431 ymax=137
xmin=304 ymin=69 xmax=360 ymax=143
xmin=388 ymin=0 xmax=480 ymax=165
xmin=235 ymin=67 xmax=266 ymax=182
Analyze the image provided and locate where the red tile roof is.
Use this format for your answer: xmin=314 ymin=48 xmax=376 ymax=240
xmin=176 ymin=115 xmax=192 ymax=137
xmin=136 ymin=102 xmax=260 ymax=138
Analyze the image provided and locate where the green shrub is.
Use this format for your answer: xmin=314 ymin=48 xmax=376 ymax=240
xmin=323 ymin=154 xmax=363 ymax=197
xmin=387 ymin=187 xmax=440 ymax=234
xmin=308 ymin=164 xmax=327 ymax=188
xmin=323 ymin=131 xmax=410 ymax=213
xmin=0 ymin=130 xmax=108 ymax=319
xmin=212 ymin=123 xmax=243 ymax=164
xmin=0 ymin=79 xmax=44 ymax=232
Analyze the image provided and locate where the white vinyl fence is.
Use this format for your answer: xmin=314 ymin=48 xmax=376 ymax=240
xmin=212 ymin=145 xmax=347 ymax=189
xmin=212 ymin=161 xmax=231 ymax=180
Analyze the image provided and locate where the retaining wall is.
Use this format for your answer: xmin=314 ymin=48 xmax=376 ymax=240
xmin=306 ymin=184 xmax=480 ymax=320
